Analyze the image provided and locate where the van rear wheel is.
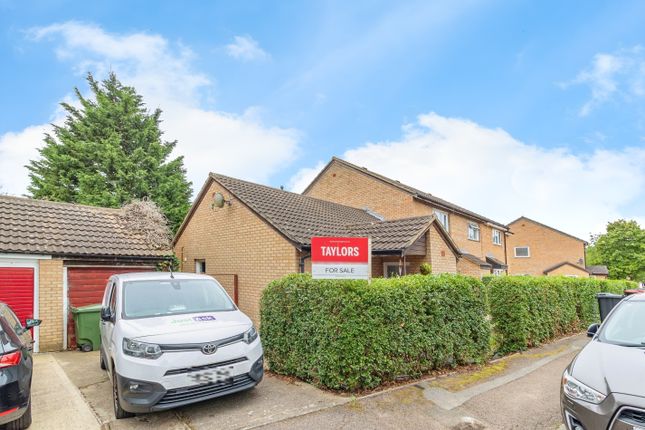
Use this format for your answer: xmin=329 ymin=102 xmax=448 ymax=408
xmin=112 ymin=372 xmax=134 ymax=419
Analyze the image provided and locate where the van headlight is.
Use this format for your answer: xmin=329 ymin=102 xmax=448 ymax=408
xmin=243 ymin=326 xmax=258 ymax=344
xmin=123 ymin=338 xmax=162 ymax=359
xmin=562 ymin=370 xmax=606 ymax=404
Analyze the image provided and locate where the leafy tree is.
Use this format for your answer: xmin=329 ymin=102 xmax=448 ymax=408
xmin=27 ymin=73 xmax=192 ymax=231
xmin=587 ymin=220 xmax=645 ymax=282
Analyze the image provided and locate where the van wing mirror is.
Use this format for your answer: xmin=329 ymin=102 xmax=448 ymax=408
xmin=24 ymin=319 xmax=42 ymax=329
xmin=587 ymin=323 xmax=600 ymax=338
xmin=100 ymin=307 xmax=113 ymax=322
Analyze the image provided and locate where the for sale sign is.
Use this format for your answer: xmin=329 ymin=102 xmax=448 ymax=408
xmin=311 ymin=237 xmax=371 ymax=280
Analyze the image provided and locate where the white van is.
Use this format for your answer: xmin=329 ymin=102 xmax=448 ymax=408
xmin=99 ymin=272 xmax=263 ymax=419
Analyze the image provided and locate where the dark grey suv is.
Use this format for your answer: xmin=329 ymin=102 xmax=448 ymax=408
xmin=561 ymin=293 xmax=645 ymax=430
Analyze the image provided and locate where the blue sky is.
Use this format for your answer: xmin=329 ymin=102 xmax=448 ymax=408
xmin=1 ymin=0 xmax=644 ymax=238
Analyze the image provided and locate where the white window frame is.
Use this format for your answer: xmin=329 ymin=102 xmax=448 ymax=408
xmin=195 ymin=259 xmax=206 ymax=273
xmin=514 ymin=247 xmax=530 ymax=258
xmin=492 ymin=229 xmax=502 ymax=246
xmin=467 ymin=222 xmax=480 ymax=241
xmin=433 ymin=210 xmax=449 ymax=232
xmin=492 ymin=268 xmax=505 ymax=276
xmin=383 ymin=262 xmax=410 ymax=278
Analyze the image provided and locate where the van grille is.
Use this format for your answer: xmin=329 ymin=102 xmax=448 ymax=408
xmin=619 ymin=409 xmax=645 ymax=425
xmin=164 ymin=357 xmax=247 ymax=376
xmin=157 ymin=374 xmax=255 ymax=406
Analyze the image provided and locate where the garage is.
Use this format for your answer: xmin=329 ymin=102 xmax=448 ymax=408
xmin=66 ymin=266 xmax=151 ymax=348
xmin=0 ymin=267 xmax=34 ymax=325
xmin=0 ymin=195 xmax=171 ymax=351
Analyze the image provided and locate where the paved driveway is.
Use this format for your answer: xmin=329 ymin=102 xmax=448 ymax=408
xmin=30 ymin=334 xmax=586 ymax=429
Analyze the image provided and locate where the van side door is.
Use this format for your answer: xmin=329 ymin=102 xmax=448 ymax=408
xmin=100 ymin=280 xmax=117 ymax=368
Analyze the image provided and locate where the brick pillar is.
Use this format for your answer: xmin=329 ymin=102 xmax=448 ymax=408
xmin=38 ymin=259 xmax=64 ymax=352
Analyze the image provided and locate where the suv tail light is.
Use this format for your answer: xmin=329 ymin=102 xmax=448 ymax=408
xmin=0 ymin=351 xmax=21 ymax=368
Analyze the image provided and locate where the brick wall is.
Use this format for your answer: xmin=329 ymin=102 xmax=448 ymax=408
xmin=428 ymin=224 xmax=457 ymax=274
xmin=38 ymin=259 xmax=64 ymax=352
xmin=174 ymin=180 xmax=299 ymax=325
xmin=303 ymin=161 xmax=506 ymax=272
xmin=506 ymin=218 xmax=586 ymax=276
xmin=456 ymin=258 xmax=486 ymax=278
xmin=304 ymin=162 xmax=420 ymax=220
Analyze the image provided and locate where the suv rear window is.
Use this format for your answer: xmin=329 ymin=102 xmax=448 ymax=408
xmin=122 ymin=279 xmax=235 ymax=319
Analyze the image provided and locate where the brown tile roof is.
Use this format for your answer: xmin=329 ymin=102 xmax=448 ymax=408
xmin=346 ymin=216 xmax=436 ymax=252
xmin=211 ymin=173 xmax=377 ymax=245
xmin=485 ymin=255 xmax=507 ymax=269
xmin=462 ymin=253 xmax=492 ymax=268
xmin=542 ymin=261 xmax=591 ymax=275
xmin=586 ymin=265 xmax=609 ymax=275
xmin=304 ymin=157 xmax=508 ymax=230
xmin=0 ymin=195 xmax=170 ymax=258
xmin=507 ymin=216 xmax=588 ymax=244
xmin=176 ymin=173 xmax=460 ymax=255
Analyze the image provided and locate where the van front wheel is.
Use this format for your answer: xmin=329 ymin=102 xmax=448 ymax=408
xmin=112 ymin=373 xmax=134 ymax=419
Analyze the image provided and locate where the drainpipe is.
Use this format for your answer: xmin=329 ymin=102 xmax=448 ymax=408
xmin=299 ymin=253 xmax=311 ymax=273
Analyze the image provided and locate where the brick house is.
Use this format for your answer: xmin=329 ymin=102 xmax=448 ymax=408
xmin=0 ymin=196 xmax=170 ymax=352
xmin=302 ymin=157 xmax=510 ymax=277
xmin=505 ymin=216 xmax=589 ymax=277
xmin=173 ymin=173 xmax=461 ymax=324
xmin=586 ymin=265 xmax=609 ymax=279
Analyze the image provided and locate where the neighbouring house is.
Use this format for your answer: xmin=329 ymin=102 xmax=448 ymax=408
xmin=586 ymin=265 xmax=609 ymax=279
xmin=173 ymin=173 xmax=461 ymax=324
xmin=0 ymin=196 xmax=170 ymax=352
xmin=506 ymin=216 xmax=588 ymax=277
xmin=302 ymin=157 xmax=510 ymax=277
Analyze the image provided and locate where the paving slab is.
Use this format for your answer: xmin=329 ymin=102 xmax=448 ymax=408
xmin=30 ymin=353 xmax=101 ymax=430
xmin=51 ymin=350 xmax=347 ymax=430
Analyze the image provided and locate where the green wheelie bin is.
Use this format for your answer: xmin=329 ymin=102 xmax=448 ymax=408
xmin=71 ymin=304 xmax=102 ymax=352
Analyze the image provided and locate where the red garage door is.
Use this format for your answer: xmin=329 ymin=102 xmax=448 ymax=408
xmin=67 ymin=266 xmax=150 ymax=349
xmin=0 ymin=267 xmax=34 ymax=326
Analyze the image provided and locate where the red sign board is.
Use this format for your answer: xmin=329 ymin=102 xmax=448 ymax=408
xmin=311 ymin=237 xmax=371 ymax=280
xmin=311 ymin=237 xmax=370 ymax=263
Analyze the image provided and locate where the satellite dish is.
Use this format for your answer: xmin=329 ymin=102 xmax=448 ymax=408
xmin=213 ymin=192 xmax=226 ymax=208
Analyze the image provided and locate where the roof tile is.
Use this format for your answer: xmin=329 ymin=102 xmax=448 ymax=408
xmin=0 ymin=196 xmax=170 ymax=257
xmin=211 ymin=174 xmax=437 ymax=252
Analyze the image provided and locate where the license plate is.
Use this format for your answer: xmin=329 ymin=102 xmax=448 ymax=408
xmin=187 ymin=366 xmax=234 ymax=385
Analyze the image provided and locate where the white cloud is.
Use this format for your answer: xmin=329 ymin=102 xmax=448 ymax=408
xmin=287 ymin=160 xmax=326 ymax=193
xmin=0 ymin=22 xmax=297 ymax=196
xmin=0 ymin=124 xmax=51 ymax=195
xmin=225 ymin=35 xmax=269 ymax=62
xmin=291 ymin=113 xmax=645 ymax=239
xmin=564 ymin=46 xmax=645 ymax=116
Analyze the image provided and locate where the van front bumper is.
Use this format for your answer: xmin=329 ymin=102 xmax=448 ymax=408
xmin=117 ymin=355 xmax=264 ymax=413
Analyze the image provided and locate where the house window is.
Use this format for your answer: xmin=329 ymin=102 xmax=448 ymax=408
xmin=492 ymin=229 xmax=502 ymax=245
xmin=492 ymin=268 xmax=505 ymax=276
xmin=195 ymin=259 xmax=206 ymax=273
xmin=467 ymin=223 xmax=480 ymax=241
xmin=383 ymin=262 xmax=410 ymax=278
xmin=514 ymin=247 xmax=530 ymax=258
xmin=434 ymin=210 xmax=449 ymax=232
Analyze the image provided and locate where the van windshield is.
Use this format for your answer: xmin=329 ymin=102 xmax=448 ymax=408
xmin=122 ymin=279 xmax=235 ymax=319
xmin=599 ymin=301 xmax=645 ymax=347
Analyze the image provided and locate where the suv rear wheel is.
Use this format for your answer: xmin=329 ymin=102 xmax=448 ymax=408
xmin=5 ymin=400 xmax=32 ymax=430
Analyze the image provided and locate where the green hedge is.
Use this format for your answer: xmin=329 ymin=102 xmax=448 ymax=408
xmin=260 ymin=273 xmax=490 ymax=391
xmin=488 ymin=276 xmax=637 ymax=353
